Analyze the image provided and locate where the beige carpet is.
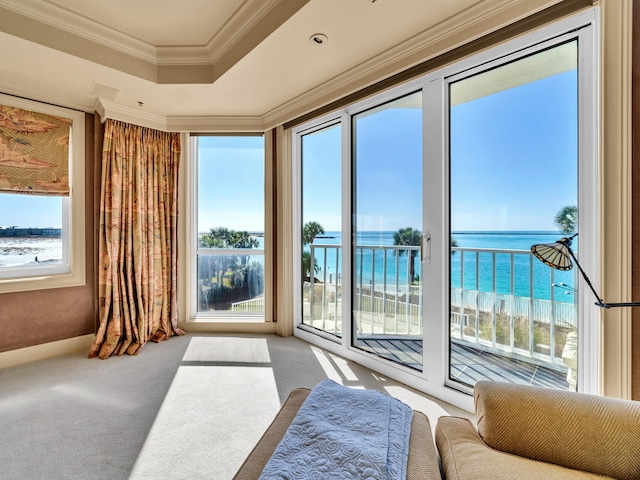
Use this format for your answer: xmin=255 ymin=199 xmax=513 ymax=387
xmin=0 ymin=333 xmax=471 ymax=479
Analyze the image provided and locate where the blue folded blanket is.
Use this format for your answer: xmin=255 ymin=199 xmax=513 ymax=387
xmin=259 ymin=379 xmax=413 ymax=479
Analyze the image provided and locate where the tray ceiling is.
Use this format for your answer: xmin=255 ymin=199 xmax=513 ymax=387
xmin=0 ymin=0 xmax=563 ymax=129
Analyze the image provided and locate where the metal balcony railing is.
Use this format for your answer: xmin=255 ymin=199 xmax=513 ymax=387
xmin=302 ymin=244 xmax=577 ymax=372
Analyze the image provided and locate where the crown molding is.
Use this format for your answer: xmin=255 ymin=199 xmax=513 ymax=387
xmin=95 ymin=98 xmax=265 ymax=133
xmin=155 ymin=46 xmax=212 ymax=66
xmin=91 ymin=0 xmax=570 ymax=132
xmin=0 ymin=6 xmax=160 ymax=82
xmin=262 ymin=0 xmax=565 ymax=129
xmin=0 ymin=0 xmax=303 ymax=67
xmin=0 ymin=0 xmax=157 ymax=62
xmin=95 ymin=98 xmax=169 ymax=131
xmin=0 ymin=0 xmax=309 ymax=85
xmin=203 ymin=0 xmax=283 ymax=64
xmin=155 ymin=0 xmax=287 ymax=65
xmin=166 ymin=115 xmax=265 ymax=133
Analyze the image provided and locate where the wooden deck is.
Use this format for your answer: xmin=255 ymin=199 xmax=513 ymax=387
xmin=356 ymin=337 xmax=570 ymax=390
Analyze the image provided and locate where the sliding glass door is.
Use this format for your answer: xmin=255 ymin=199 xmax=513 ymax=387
xmin=448 ymin=41 xmax=579 ymax=390
xmin=300 ymin=123 xmax=342 ymax=336
xmin=293 ymin=12 xmax=597 ymax=408
xmin=352 ymin=92 xmax=424 ymax=370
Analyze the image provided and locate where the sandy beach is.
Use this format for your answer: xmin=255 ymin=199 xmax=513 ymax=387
xmin=0 ymin=236 xmax=62 ymax=267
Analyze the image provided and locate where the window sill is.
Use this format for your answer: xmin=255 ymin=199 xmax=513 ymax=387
xmin=0 ymin=268 xmax=86 ymax=294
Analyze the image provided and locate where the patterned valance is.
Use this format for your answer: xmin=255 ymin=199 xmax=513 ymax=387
xmin=0 ymin=104 xmax=71 ymax=196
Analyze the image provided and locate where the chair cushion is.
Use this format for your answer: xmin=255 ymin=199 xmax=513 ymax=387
xmin=436 ymin=416 xmax=612 ymax=480
xmin=474 ymin=381 xmax=640 ymax=479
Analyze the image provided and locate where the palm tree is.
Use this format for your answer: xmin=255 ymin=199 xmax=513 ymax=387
xmin=230 ymin=230 xmax=260 ymax=249
xmin=393 ymin=227 xmax=421 ymax=283
xmin=302 ymin=251 xmax=320 ymax=282
xmin=303 ymin=221 xmax=325 ymax=245
xmin=302 ymin=221 xmax=325 ymax=281
xmin=200 ymin=227 xmax=230 ymax=248
xmin=199 ymin=227 xmax=259 ymax=268
xmin=200 ymin=227 xmax=259 ymax=249
xmin=554 ymin=205 xmax=578 ymax=234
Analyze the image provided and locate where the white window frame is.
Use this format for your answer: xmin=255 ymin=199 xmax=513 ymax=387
xmin=292 ymin=116 xmax=346 ymax=344
xmin=0 ymin=94 xmax=85 ymax=293
xmin=292 ymin=10 xmax=599 ymax=411
xmin=428 ymin=11 xmax=600 ymax=400
xmin=188 ymin=134 xmax=267 ymax=320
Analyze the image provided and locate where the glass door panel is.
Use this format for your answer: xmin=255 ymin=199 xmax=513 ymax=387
xmin=352 ymin=91 xmax=423 ymax=370
xmin=301 ymin=123 xmax=342 ymax=336
xmin=448 ymin=41 xmax=578 ymax=390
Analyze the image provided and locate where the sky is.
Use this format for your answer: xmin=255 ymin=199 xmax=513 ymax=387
xmin=353 ymin=92 xmax=423 ymax=232
xmin=301 ymin=65 xmax=577 ymax=233
xmin=197 ymin=135 xmax=265 ymax=233
xmin=0 ymin=194 xmax=62 ymax=228
xmin=1 ymin=57 xmax=577 ymax=235
xmin=302 ymin=123 xmax=342 ymax=231
xmin=450 ymin=69 xmax=577 ymax=232
xmin=301 ymin=92 xmax=424 ymax=233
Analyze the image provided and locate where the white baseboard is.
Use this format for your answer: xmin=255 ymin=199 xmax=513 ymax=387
xmin=0 ymin=334 xmax=95 ymax=370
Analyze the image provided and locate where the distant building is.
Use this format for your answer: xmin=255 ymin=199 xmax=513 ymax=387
xmin=0 ymin=227 xmax=61 ymax=237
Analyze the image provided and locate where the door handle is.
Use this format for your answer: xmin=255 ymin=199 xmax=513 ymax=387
xmin=421 ymin=234 xmax=431 ymax=262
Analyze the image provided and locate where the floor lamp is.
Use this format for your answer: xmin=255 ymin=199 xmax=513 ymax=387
xmin=531 ymin=233 xmax=640 ymax=308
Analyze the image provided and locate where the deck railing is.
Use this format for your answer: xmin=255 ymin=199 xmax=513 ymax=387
xmin=302 ymin=244 xmax=576 ymax=371
xmin=231 ymin=296 xmax=265 ymax=312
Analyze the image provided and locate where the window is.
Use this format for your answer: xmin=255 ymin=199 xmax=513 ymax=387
xmin=447 ymin=41 xmax=579 ymax=390
xmin=0 ymin=196 xmax=65 ymax=273
xmin=352 ymin=92 xmax=423 ymax=369
xmin=0 ymin=94 xmax=85 ymax=293
xmin=192 ymin=135 xmax=265 ymax=317
xmin=299 ymin=121 xmax=342 ymax=336
xmin=293 ymin=13 xmax=598 ymax=410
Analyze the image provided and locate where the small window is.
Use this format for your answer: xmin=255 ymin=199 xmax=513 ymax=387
xmin=0 ymin=195 xmax=67 ymax=277
xmin=0 ymin=94 xmax=85 ymax=293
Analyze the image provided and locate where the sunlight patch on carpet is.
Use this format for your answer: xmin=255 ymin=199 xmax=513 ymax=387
xmin=129 ymin=365 xmax=281 ymax=479
xmin=182 ymin=336 xmax=271 ymax=363
xmin=310 ymin=345 xmax=362 ymax=384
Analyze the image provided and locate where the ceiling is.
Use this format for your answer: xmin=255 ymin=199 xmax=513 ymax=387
xmin=0 ymin=0 xmax=561 ymax=130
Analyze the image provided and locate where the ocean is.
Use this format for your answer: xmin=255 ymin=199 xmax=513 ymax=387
xmin=2 ymin=231 xmax=576 ymax=304
xmin=310 ymin=231 xmax=576 ymax=303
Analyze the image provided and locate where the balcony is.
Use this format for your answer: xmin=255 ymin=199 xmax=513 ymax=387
xmin=299 ymin=244 xmax=575 ymax=390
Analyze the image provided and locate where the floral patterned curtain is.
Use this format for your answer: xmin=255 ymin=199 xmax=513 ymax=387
xmin=0 ymin=104 xmax=71 ymax=195
xmin=89 ymin=119 xmax=183 ymax=359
